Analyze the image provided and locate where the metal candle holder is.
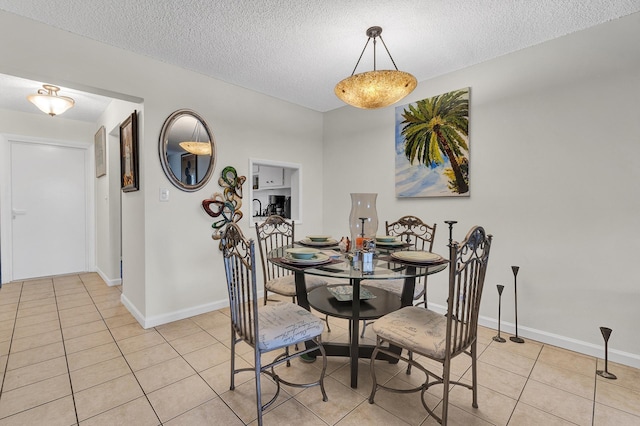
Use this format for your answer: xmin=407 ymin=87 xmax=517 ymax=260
xmin=493 ymin=284 xmax=506 ymax=343
xmin=596 ymin=327 xmax=617 ymax=379
xmin=444 ymin=220 xmax=457 ymax=246
xmin=509 ymin=266 xmax=525 ymax=344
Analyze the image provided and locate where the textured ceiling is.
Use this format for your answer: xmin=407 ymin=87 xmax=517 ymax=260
xmin=1 ymin=0 xmax=640 ymax=120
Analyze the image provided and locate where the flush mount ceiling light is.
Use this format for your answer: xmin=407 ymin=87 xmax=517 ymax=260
xmin=27 ymin=84 xmax=75 ymax=116
xmin=335 ymin=26 xmax=417 ymax=109
xmin=179 ymin=120 xmax=211 ymax=156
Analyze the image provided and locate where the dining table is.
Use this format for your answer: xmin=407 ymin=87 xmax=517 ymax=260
xmin=268 ymin=241 xmax=448 ymax=388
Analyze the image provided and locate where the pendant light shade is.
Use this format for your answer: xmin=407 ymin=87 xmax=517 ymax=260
xmin=335 ymin=26 xmax=417 ymax=109
xmin=27 ymin=84 xmax=75 ymax=116
xmin=179 ymin=120 xmax=211 ymax=156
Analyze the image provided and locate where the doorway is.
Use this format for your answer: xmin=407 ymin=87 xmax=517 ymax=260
xmin=2 ymin=139 xmax=90 ymax=281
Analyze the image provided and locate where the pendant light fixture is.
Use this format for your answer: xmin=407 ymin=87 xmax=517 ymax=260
xmin=179 ymin=120 xmax=211 ymax=156
xmin=335 ymin=26 xmax=417 ymax=109
xmin=27 ymin=84 xmax=75 ymax=116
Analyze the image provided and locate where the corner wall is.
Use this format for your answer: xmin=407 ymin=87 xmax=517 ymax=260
xmin=323 ymin=13 xmax=640 ymax=367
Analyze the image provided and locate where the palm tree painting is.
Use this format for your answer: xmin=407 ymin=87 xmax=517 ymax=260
xmin=395 ymin=88 xmax=470 ymax=197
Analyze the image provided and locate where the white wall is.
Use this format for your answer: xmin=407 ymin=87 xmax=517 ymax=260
xmin=323 ymin=13 xmax=640 ymax=367
xmin=0 ymin=11 xmax=325 ymax=327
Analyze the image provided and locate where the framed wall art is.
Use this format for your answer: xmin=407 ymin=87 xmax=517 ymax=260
xmin=95 ymin=125 xmax=106 ymax=178
xmin=120 ymin=110 xmax=139 ymax=192
xmin=395 ymin=88 xmax=470 ymax=197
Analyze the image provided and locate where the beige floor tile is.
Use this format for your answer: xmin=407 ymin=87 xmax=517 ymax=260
xmin=78 ymin=396 xmax=159 ymax=426
xmin=135 ymin=356 xmax=196 ymax=393
xmin=593 ymin=402 xmax=640 ymax=426
xmin=6 ymin=341 xmax=65 ymax=370
xmin=537 ymin=345 xmax=596 ymax=377
xmin=64 ymin=330 xmax=114 ymax=354
xmin=461 ymin=360 xmax=527 ymax=400
xmin=182 ymin=342 xmax=231 ymax=372
xmin=62 ymin=319 xmax=107 ymax=340
xmin=70 ymin=356 xmax=131 ymax=392
xmin=200 ymin=358 xmax=252 ymax=394
xmin=116 ymin=330 xmax=165 ymax=354
xmin=506 ymin=402 xmax=576 ymax=426
xmin=0 ymin=395 xmax=76 ymax=426
xmin=155 ymin=318 xmax=201 ymax=341
xmin=190 ymin=310 xmax=231 ymax=330
xmin=365 ymin=374 xmax=430 ymax=425
xmin=260 ymin=397 xmax=327 ymax=425
xmin=529 ymin=360 xmax=595 ymax=399
xmin=331 ymin=359 xmax=397 ymax=398
xmin=2 ymin=356 xmax=68 ymax=391
xmin=169 ymin=330 xmax=219 ymax=355
xmin=420 ymin=401 xmax=495 ymax=426
xmin=164 ymin=397 xmax=243 ymax=426
xmin=520 ymin=379 xmax=593 ymax=425
xmin=147 ymin=374 xmax=216 ymax=423
xmin=0 ymin=340 xmax=9 ymax=357
xmin=109 ymin=322 xmax=151 ymax=341
xmin=448 ymin=382 xmax=517 ymax=426
xmin=103 ymin=312 xmax=137 ymax=329
xmin=11 ymin=318 xmax=60 ymax=340
xmin=74 ymin=373 xmax=144 ymax=421
xmin=0 ymin=374 xmax=71 ymax=419
xmin=478 ymin=346 xmax=535 ymax=377
xmin=57 ymin=304 xmax=99 ymax=319
xmin=59 ymin=310 xmax=103 ymax=329
xmin=18 ymin=290 xmax=55 ymax=302
xmin=294 ymin=375 xmax=365 ymax=424
xmin=219 ymin=376 xmax=291 ymax=424
xmin=595 ymin=379 xmax=640 ymax=417
xmin=596 ymin=359 xmax=640 ymax=392
xmin=336 ymin=399 xmax=412 ymax=425
xmin=98 ymin=305 xmax=131 ymax=319
xmin=55 ymin=296 xmax=94 ymax=310
xmin=0 ymin=311 xmax=16 ymax=323
xmin=492 ymin=337 xmax=543 ymax=360
xmin=67 ymin=342 xmax=122 ymax=371
xmin=12 ymin=312 xmax=64 ymax=330
xmin=124 ymin=341 xmax=180 ymax=371
xmin=15 ymin=302 xmax=57 ymax=318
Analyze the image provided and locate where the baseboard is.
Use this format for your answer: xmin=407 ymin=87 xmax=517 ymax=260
xmin=95 ymin=267 xmax=122 ymax=287
xmin=427 ymin=303 xmax=640 ymax=370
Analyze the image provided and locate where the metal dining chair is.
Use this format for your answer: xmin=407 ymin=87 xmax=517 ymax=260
xmin=360 ymin=215 xmax=437 ymax=337
xmin=255 ymin=214 xmax=334 ymax=331
xmin=368 ymin=225 xmax=492 ymax=425
xmin=221 ymin=222 xmax=328 ymax=426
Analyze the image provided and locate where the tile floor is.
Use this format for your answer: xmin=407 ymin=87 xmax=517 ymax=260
xmin=0 ymin=273 xmax=639 ymax=425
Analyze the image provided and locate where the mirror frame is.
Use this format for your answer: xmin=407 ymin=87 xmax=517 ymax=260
xmin=158 ymin=109 xmax=216 ymax=192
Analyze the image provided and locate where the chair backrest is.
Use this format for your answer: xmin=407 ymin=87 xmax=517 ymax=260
xmin=386 ymin=215 xmax=436 ymax=252
xmin=386 ymin=215 xmax=437 ymax=292
xmin=255 ymin=215 xmax=294 ymax=282
xmin=221 ymin=222 xmax=259 ymax=347
xmin=446 ymin=226 xmax=492 ymax=356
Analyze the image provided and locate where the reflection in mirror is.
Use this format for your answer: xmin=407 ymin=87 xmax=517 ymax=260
xmin=159 ymin=109 xmax=216 ymax=192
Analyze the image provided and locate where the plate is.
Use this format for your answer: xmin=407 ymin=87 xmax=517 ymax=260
xmin=299 ymin=238 xmax=339 ymax=247
xmin=286 ymin=247 xmax=319 ymax=259
xmin=375 ymin=240 xmax=405 ymax=247
xmin=283 ymin=252 xmax=331 ymax=265
xmin=327 ymin=285 xmax=377 ymax=302
xmin=391 ymin=251 xmax=444 ymax=264
xmin=376 ymin=235 xmax=398 ymax=243
xmin=307 ymin=234 xmax=332 ymax=242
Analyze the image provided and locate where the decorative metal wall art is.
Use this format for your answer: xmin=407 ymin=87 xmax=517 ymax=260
xmin=202 ymin=166 xmax=246 ymax=241
xmin=395 ymin=88 xmax=469 ymax=197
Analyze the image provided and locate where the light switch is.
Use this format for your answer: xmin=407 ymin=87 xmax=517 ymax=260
xmin=159 ymin=188 xmax=170 ymax=202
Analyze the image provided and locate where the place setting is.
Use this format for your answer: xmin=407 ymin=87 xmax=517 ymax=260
xmin=374 ymin=235 xmax=409 ymax=248
xmin=389 ymin=250 xmax=447 ymax=266
xmin=298 ymin=235 xmax=339 ymax=248
xmin=281 ymin=247 xmax=335 ymax=267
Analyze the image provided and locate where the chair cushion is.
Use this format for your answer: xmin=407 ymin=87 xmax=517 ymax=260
xmin=372 ymin=306 xmax=448 ymax=359
xmin=258 ymin=302 xmax=324 ymax=351
xmin=361 ymin=278 xmax=425 ymax=300
xmin=266 ymin=274 xmax=329 ymax=297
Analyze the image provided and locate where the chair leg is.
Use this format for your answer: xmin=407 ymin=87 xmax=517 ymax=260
xmin=471 ymin=341 xmax=478 ymax=408
xmin=406 ymin=351 xmax=413 ymax=374
xmin=254 ymin=349 xmax=264 ymax=426
xmin=441 ymin=357 xmax=452 ymax=425
xmin=324 ymin=314 xmax=331 ymax=332
xmin=360 ymin=320 xmax=367 ymax=338
xmin=230 ymin=325 xmax=236 ymax=390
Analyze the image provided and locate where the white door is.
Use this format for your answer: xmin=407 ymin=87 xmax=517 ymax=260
xmin=11 ymin=141 xmax=88 ymax=280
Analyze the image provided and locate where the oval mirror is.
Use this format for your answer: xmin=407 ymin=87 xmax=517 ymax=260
xmin=159 ymin=109 xmax=216 ymax=192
